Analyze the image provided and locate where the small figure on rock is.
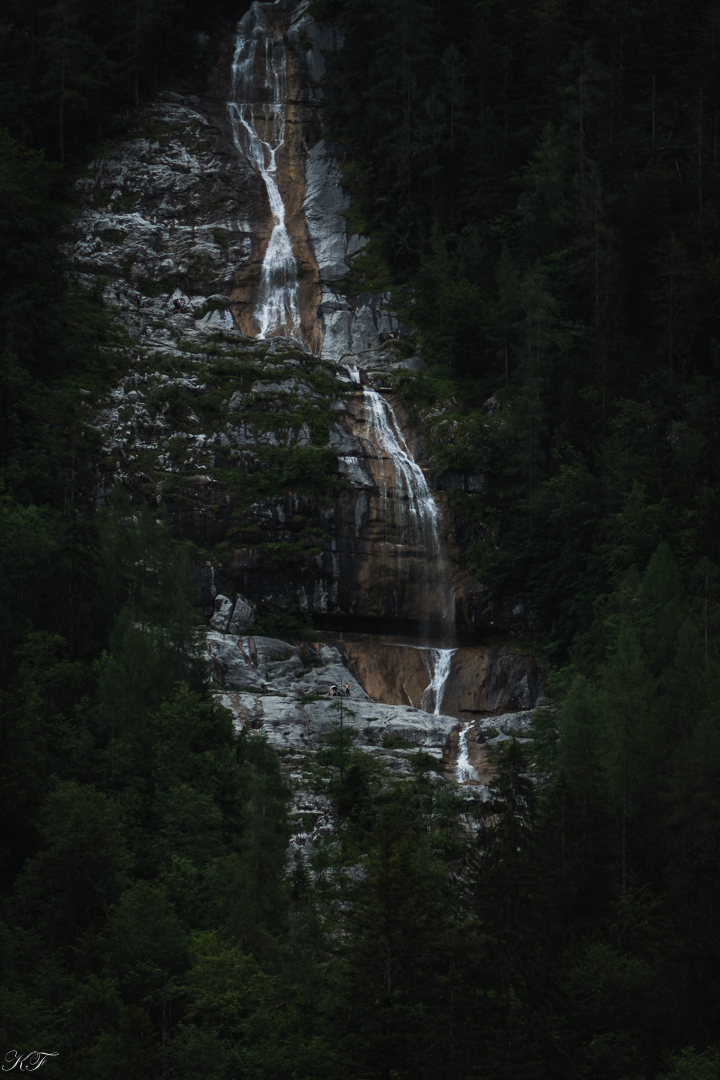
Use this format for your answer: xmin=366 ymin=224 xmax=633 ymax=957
xmin=173 ymin=298 xmax=182 ymax=312
xmin=329 ymin=684 xmax=339 ymax=697
xmin=344 ymin=682 xmax=350 ymax=697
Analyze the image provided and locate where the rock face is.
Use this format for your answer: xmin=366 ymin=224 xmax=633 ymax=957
xmin=341 ymin=640 xmax=542 ymax=719
xmin=211 ymin=635 xmax=457 ymax=766
xmin=207 ymin=630 xmax=548 ymax=852
xmin=69 ymin=92 xmax=256 ymax=300
xmin=85 ymin=324 xmax=478 ymax=634
xmin=65 ymin=1 xmax=409 ymax=361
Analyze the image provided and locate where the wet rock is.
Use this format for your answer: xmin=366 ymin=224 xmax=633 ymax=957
xmin=342 ymin=641 xmax=542 ymax=720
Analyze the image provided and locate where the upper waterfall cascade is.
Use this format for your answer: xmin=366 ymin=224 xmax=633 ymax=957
xmin=228 ymin=1 xmax=302 ymax=340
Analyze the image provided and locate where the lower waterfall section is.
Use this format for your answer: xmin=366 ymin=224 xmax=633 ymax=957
xmin=420 ymin=647 xmax=457 ymax=716
xmin=455 ymin=725 xmax=479 ymax=783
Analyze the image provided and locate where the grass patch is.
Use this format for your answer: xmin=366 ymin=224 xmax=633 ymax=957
xmin=215 ymin=446 xmax=342 ymax=508
xmin=381 ymin=733 xmax=417 ymax=750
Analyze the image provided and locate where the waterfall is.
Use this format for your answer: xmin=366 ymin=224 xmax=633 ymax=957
xmin=455 ymin=724 xmax=479 ymax=783
xmin=420 ymin=647 xmax=457 ymax=715
xmin=228 ymin=1 xmax=301 ymax=339
xmin=362 ymin=385 xmax=455 ymax=630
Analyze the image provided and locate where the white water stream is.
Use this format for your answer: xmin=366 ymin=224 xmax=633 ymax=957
xmin=228 ymin=1 xmax=301 ymax=339
xmin=362 ymin=385 xmax=455 ymax=629
xmin=455 ymin=724 xmax=479 ymax=783
xmin=420 ymin=646 xmax=456 ymax=715
xmin=391 ymin=642 xmax=478 ymax=782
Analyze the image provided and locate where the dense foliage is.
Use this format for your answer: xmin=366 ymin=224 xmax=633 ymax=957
xmin=2 ymin=0 xmax=720 ymax=1077
xmin=322 ymin=0 xmax=720 ymax=656
xmin=0 ymin=0 xmax=238 ymax=161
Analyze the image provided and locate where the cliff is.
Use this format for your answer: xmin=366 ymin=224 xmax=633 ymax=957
xmin=64 ymin=0 xmax=544 ymax=827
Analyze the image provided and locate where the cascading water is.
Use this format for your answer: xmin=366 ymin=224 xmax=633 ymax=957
xmin=420 ymin=647 xmax=457 ymax=715
xmin=362 ymin=385 xmax=455 ymax=631
xmin=455 ymin=725 xmax=479 ymax=783
xmin=228 ymin=1 xmax=301 ymax=339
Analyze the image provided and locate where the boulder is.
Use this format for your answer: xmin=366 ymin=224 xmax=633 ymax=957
xmin=209 ymin=594 xmax=233 ymax=631
xmin=206 ymin=631 xmax=264 ymax=690
xmin=228 ymin=594 xmax=256 ymax=634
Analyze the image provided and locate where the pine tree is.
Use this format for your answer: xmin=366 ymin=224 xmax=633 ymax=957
xmin=598 ymin=622 xmax=656 ymax=893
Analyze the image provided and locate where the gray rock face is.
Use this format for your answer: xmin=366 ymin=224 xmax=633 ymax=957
xmin=478 ymin=711 xmax=535 ymax=747
xmin=206 ymin=631 xmax=265 ymax=690
xmin=66 ymin=95 xmax=255 ymax=299
xmin=319 ymin=291 xmax=405 ymax=362
xmin=63 ymin=7 xmax=411 ymax=360
xmin=303 ymin=140 xmax=359 ymax=281
xmin=208 ymin=632 xmax=457 ymax=761
xmin=209 ymin=594 xmax=234 ymax=630
xmin=228 ymin=595 xmax=255 ymax=633
xmin=250 ymin=379 xmax=317 ymax=398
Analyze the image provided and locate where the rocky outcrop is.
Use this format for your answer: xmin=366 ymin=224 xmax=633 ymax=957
xmin=206 ymin=630 xmax=547 ymax=857
xmin=68 ymin=92 xmax=256 ymax=300
xmin=65 ymin=2 xmax=411 ymax=360
xmin=209 ymin=593 xmax=256 ymax=632
xmin=211 ymin=635 xmax=457 ymax=764
xmin=319 ymin=290 xmax=407 ymax=362
xmin=340 ymin=640 xmax=542 ymax=719
xmin=83 ymin=305 xmax=522 ymax=639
